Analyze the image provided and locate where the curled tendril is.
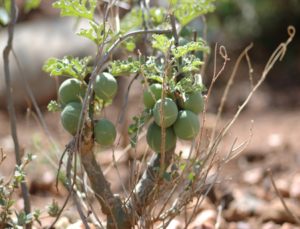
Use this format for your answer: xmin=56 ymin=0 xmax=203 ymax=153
xmin=219 ymin=45 xmax=229 ymax=61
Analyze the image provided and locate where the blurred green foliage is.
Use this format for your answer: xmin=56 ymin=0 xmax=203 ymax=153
xmin=210 ymin=0 xmax=300 ymax=46
xmin=206 ymin=0 xmax=300 ymax=91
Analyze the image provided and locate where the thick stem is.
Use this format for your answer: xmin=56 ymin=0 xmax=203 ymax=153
xmin=79 ymin=122 xmax=131 ymax=229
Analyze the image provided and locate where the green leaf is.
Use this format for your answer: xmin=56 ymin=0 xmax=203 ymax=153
xmin=77 ymin=21 xmax=109 ymax=45
xmin=120 ymin=7 xmax=143 ymax=33
xmin=52 ymin=0 xmax=97 ymax=20
xmin=170 ymin=0 xmax=215 ymax=26
xmin=152 ymin=34 xmax=173 ymax=54
xmin=48 ymin=200 xmax=60 ymax=217
xmin=172 ymin=40 xmax=210 ymax=58
xmin=16 ymin=211 xmax=28 ymax=225
xmin=0 ymin=7 xmax=10 ymax=26
xmin=163 ymin=172 xmax=171 ymax=182
xmin=188 ymin=171 xmax=195 ymax=182
xmin=13 ymin=166 xmax=25 ymax=187
xmin=43 ymin=56 xmax=92 ymax=80
xmin=123 ymin=38 xmax=136 ymax=52
xmin=24 ymin=0 xmax=41 ymax=13
xmin=140 ymin=56 xmax=164 ymax=83
xmin=33 ymin=209 xmax=42 ymax=226
xmin=120 ymin=7 xmax=168 ymax=33
xmin=181 ymin=57 xmax=204 ymax=73
xmin=128 ymin=109 xmax=152 ymax=147
xmin=175 ymin=73 xmax=205 ymax=93
xmin=110 ymin=58 xmax=141 ymax=76
xmin=47 ymin=100 xmax=61 ymax=112
xmin=3 ymin=0 xmax=11 ymax=14
xmin=149 ymin=7 xmax=167 ymax=26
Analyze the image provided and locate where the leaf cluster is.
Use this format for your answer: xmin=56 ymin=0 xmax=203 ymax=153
xmin=53 ymin=0 xmax=97 ymax=20
xmin=170 ymin=0 xmax=216 ymax=26
xmin=43 ymin=56 xmax=92 ymax=80
xmin=0 ymin=153 xmax=41 ymax=228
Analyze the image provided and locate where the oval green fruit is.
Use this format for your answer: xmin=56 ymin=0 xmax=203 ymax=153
xmin=146 ymin=122 xmax=177 ymax=152
xmin=94 ymin=72 xmax=118 ymax=101
xmin=58 ymin=78 xmax=86 ymax=105
xmin=143 ymin=83 xmax=163 ymax=109
xmin=182 ymin=92 xmax=204 ymax=114
xmin=94 ymin=119 xmax=116 ymax=147
xmin=61 ymin=102 xmax=82 ymax=135
xmin=153 ymin=98 xmax=178 ymax=128
xmin=173 ymin=110 xmax=200 ymax=140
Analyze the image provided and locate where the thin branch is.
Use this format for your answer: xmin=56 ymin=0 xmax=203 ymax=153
xmin=267 ymin=169 xmax=300 ymax=225
xmin=210 ymin=43 xmax=253 ymax=143
xmin=3 ymin=1 xmax=31 ymax=227
xmin=208 ymin=26 xmax=295 ymax=159
xmin=48 ymin=193 xmax=71 ymax=229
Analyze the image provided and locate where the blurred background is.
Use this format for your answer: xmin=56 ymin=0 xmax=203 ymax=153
xmin=0 ymin=0 xmax=300 ymax=228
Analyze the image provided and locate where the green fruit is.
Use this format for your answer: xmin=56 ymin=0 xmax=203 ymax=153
xmin=94 ymin=119 xmax=116 ymax=146
xmin=61 ymin=102 xmax=82 ymax=135
xmin=182 ymin=92 xmax=204 ymax=114
xmin=178 ymin=37 xmax=188 ymax=46
xmin=173 ymin=110 xmax=200 ymax=140
xmin=146 ymin=122 xmax=177 ymax=152
xmin=94 ymin=72 xmax=118 ymax=101
xmin=58 ymin=78 xmax=86 ymax=105
xmin=143 ymin=83 xmax=163 ymax=109
xmin=153 ymin=98 xmax=178 ymax=128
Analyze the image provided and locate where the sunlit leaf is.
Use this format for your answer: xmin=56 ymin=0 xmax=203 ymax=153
xmin=169 ymin=0 xmax=215 ymax=26
xmin=43 ymin=56 xmax=92 ymax=80
xmin=175 ymin=73 xmax=205 ymax=93
xmin=0 ymin=7 xmax=10 ymax=26
xmin=47 ymin=100 xmax=61 ymax=112
xmin=24 ymin=0 xmax=41 ymax=13
xmin=77 ymin=21 xmax=108 ymax=45
xmin=172 ymin=40 xmax=210 ymax=58
xmin=52 ymin=0 xmax=97 ymax=20
xmin=110 ymin=58 xmax=141 ymax=76
xmin=181 ymin=57 xmax=204 ymax=73
xmin=152 ymin=34 xmax=173 ymax=54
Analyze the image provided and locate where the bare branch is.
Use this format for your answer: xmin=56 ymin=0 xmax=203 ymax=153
xmin=268 ymin=169 xmax=300 ymax=225
xmin=2 ymin=1 xmax=31 ymax=227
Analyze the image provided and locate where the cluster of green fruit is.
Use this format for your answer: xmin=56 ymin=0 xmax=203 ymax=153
xmin=59 ymin=73 xmax=118 ymax=147
xmin=144 ymin=83 xmax=204 ymax=152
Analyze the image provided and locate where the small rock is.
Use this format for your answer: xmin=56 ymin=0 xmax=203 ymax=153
xmin=243 ymin=167 xmax=264 ymax=185
xmin=67 ymin=221 xmax=96 ymax=229
xmin=235 ymin=221 xmax=252 ymax=229
xmin=186 ymin=197 xmax=214 ymax=215
xmin=281 ymin=223 xmax=300 ymax=229
xmin=189 ymin=209 xmax=217 ymax=229
xmin=262 ymin=221 xmax=281 ymax=229
xmin=54 ymin=216 xmax=70 ymax=229
xmin=290 ymin=174 xmax=300 ymax=199
xmin=224 ymin=190 xmax=267 ymax=221
xmin=29 ymin=170 xmax=55 ymax=195
xmin=260 ymin=199 xmax=300 ymax=224
xmin=275 ymin=179 xmax=290 ymax=198
xmin=267 ymin=134 xmax=283 ymax=149
xmin=166 ymin=219 xmax=183 ymax=229
xmin=226 ymin=221 xmax=251 ymax=229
